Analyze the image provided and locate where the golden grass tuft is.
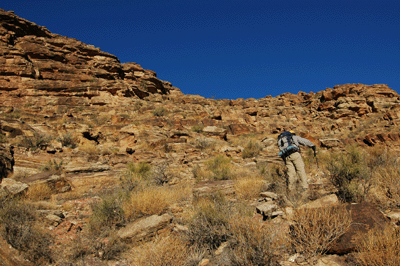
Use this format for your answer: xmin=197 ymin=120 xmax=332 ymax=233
xmin=26 ymin=182 xmax=53 ymax=201
xmin=78 ymin=142 xmax=99 ymax=155
xmin=130 ymin=235 xmax=189 ymax=266
xmin=355 ymin=225 xmax=400 ymax=266
xmin=123 ymin=185 xmax=191 ymax=220
xmin=235 ymin=176 xmax=266 ymax=200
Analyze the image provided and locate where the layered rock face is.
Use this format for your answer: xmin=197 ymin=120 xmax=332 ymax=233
xmin=0 ymin=9 xmax=179 ymax=108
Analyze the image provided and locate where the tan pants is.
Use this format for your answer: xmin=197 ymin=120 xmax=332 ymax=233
xmin=284 ymin=152 xmax=308 ymax=192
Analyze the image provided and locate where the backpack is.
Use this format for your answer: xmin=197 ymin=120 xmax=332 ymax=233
xmin=277 ymin=131 xmax=299 ymax=158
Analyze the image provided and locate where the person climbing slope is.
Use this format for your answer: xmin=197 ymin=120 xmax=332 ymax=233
xmin=277 ymin=130 xmax=316 ymax=193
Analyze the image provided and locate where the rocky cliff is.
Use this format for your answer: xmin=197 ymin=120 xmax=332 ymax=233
xmin=0 ymin=8 xmax=180 ymax=107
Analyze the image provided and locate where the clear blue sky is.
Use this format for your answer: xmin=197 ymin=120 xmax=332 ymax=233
xmin=3 ymin=0 xmax=400 ymax=99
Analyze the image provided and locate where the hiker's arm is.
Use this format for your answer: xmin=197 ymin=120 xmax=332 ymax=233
xmin=295 ymin=136 xmax=315 ymax=148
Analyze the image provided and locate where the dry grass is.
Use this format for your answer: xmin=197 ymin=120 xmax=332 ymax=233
xmin=26 ymin=182 xmax=53 ymax=201
xmin=78 ymin=141 xmax=99 ymax=155
xmin=287 ymin=205 xmax=352 ymax=260
xmin=355 ymin=225 xmax=400 ymax=266
xmin=235 ymin=175 xmax=267 ymax=200
xmin=130 ymin=235 xmax=190 ymax=266
xmin=366 ymin=147 xmax=400 ymax=208
xmin=123 ymin=185 xmax=191 ymax=220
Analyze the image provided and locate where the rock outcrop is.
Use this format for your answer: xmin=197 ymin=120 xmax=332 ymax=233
xmin=0 ymin=8 xmax=180 ymax=108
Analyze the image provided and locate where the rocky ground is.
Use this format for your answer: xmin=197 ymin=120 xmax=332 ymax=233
xmin=1 ymin=8 xmax=400 ymax=266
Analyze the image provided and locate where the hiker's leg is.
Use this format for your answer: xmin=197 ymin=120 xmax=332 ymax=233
xmin=291 ymin=152 xmax=308 ymax=190
xmin=285 ymin=159 xmax=297 ymax=192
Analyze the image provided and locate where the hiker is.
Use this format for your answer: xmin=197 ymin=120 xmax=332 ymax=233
xmin=277 ymin=130 xmax=316 ymax=193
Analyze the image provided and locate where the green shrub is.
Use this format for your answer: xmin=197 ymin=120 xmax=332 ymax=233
xmin=194 ymin=137 xmax=215 ymax=150
xmin=242 ymin=139 xmax=263 ymax=159
xmin=206 ymin=154 xmax=232 ymax=180
xmin=0 ymin=198 xmax=53 ymax=264
xmin=186 ymin=194 xmax=230 ymax=250
xmin=39 ymin=159 xmax=64 ymax=173
xmin=88 ymin=195 xmax=125 ymax=236
xmin=191 ymin=124 xmax=204 ymax=133
xmin=327 ymin=146 xmax=371 ymax=202
xmin=153 ymin=107 xmax=167 ymax=117
xmin=57 ymin=132 xmax=77 ymax=148
xmin=19 ymin=133 xmax=52 ymax=151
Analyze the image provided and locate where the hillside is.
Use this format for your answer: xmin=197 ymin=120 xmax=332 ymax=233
xmin=1 ymin=9 xmax=400 ymax=266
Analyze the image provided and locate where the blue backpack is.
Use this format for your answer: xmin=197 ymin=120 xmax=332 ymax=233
xmin=277 ymin=131 xmax=299 ymax=158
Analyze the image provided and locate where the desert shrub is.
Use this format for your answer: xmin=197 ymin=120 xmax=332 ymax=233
xmin=39 ymin=159 xmax=64 ymax=173
xmin=186 ymin=194 xmax=231 ymax=250
xmin=355 ymin=225 xmax=400 ymax=266
xmin=194 ymin=137 xmax=215 ymax=150
xmin=132 ymin=236 xmax=190 ymax=266
xmin=119 ymin=162 xmax=153 ymax=192
xmin=327 ymin=145 xmax=371 ymax=202
xmin=98 ymin=234 xmax=128 ymax=260
xmin=127 ymin=162 xmax=152 ymax=179
xmin=57 ymin=132 xmax=77 ymax=148
xmin=206 ymin=154 xmax=232 ymax=180
xmin=19 ymin=133 xmax=51 ymax=151
xmin=0 ymin=198 xmax=53 ymax=264
xmin=242 ymin=139 xmax=263 ymax=159
xmin=88 ymin=194 xmax=125 ymax=236
xmin=192 ymin=164 xmax=209 ymax=181
xmin=152 ymin=163 xmax=170 ymax=186
xmin=123 ymin=185 xmax=190 ymax=220
xmin=191 ymin=124 xmax=204 ymax=133
xmin=288 ymin=206 xmax=352 ymax=260
xmin=26 ymin=182 xmax=53 ymax=201
xmin=153 ymin=107 xmax=167 ymax=117
xmin=227 ymin=215 xmax=282 ymax=266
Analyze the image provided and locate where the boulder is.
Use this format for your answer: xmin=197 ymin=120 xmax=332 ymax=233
xmin=0 ymin=178 xmax=29 ymax=196
xmin=117 ymin=213 xmax=173 ymax=243
xmin=202 ymin=126 xmax=227 ymax=140
xmin=328 ymin=202 xmax=388 ymax=255
xmin=193 ymin=180 xmax=235 ymax=197
xmin=300 ymin=194 xmax=339 ymax=209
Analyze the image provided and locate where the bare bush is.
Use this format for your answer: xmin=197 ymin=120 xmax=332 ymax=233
xmin=288 ymin=206 xmax=352 ymax=260
xmin=0 ymin=198 xmax=53 ymax=264
xmin=227 ymin=215 xmax=282 ymax=266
